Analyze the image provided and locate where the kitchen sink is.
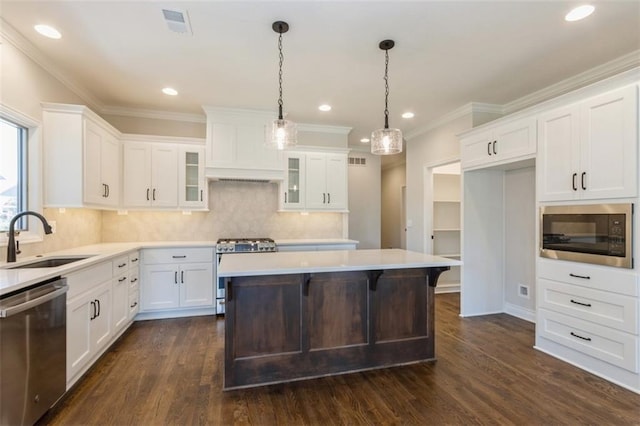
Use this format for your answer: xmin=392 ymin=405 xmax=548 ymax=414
xmin=5 ymin=256 xmax=94 ymax=269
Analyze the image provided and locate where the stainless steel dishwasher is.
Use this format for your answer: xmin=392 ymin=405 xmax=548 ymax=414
xmin=0 ymin=276 xmax=68 ymax=426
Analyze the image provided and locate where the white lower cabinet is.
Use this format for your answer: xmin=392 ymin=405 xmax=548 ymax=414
xmin=65 ymin=253 xmax=138 ymax=388
xmin=140 ymin=247 xmax=214 ymax=313
xmin=536 ymin=259 xmax=640 ymax=384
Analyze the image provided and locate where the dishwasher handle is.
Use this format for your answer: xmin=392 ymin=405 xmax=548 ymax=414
xmin=0 ymin=283 xmax=68 ymax=318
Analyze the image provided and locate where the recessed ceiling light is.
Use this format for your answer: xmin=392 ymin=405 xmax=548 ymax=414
xmin=318 ymin=104 xmax=332 ymax=112
xmin=162 ymin=87 xmax=178 ymax=96
xmin=34 ymin=24 xmax=61 ymax=39
xmin=402 ymin=112 xmax=415 ymax=119
xmin=565 ymin=5 xmax=595 ymax=22
xmin=360 ymin=138 xmax=370 ymax=143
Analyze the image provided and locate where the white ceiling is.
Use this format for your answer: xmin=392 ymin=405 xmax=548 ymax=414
xmin=1 ymin=1 xmax=639 ymax=151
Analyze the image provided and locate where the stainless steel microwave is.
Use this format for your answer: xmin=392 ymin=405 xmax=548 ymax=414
xmin=540 ymin=203 xmax=633 ymax=269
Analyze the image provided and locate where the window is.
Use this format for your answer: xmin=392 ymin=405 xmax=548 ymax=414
xmin=0 ymin=117 xmax=27 ymax=232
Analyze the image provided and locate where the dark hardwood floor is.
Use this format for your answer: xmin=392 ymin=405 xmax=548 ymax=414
xmin=39 ymin=293 xmax=640 ymax=425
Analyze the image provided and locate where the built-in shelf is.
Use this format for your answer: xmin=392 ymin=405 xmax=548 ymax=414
xmin=432 ymin=170 xmax=461 ymax=294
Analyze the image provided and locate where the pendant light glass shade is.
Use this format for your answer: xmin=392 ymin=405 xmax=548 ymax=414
xmin=266 ymin=21 xmax=297 ymax=150
xmin=371 ymin=39 xmax=402 ymax=155
xmin=371 ymin=127 xmax=403 ymax=155
xmin=268 ymin=118 xmax=297 ymax=150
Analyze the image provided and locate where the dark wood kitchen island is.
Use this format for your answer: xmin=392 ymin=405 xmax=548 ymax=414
xmin=217 ymin=249 xmax=461 ymax=390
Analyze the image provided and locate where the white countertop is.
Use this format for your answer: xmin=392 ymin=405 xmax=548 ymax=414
xmin=218 ymin=249 xmax=462 ymax=277
xmin=0 ymin=241 xmax=216 ymax=296
xmin=275 ymin=239 xmax=359 ymax=246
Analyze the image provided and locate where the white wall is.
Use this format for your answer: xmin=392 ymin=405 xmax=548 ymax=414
xmin=405 ymin=115 xmax=473 ymax=252
xmin=504 ymin=166 xmax=536 ymax=312
xmin=381 ymin=162 xmax=406 ymax=248
xmin=348 ymin=152 xmax=381 ymax=249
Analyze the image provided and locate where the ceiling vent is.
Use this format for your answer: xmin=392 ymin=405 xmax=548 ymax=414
xmin=162 ymin=8 xmax=192 ymax=35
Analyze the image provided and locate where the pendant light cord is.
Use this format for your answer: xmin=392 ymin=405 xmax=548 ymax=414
xmin=383 ymin=48 xmax=390 ymax=129
xmin=278 ymin=31 xmax=284 ymax=120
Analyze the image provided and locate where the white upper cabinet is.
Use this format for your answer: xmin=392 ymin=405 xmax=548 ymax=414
xmin=178 ymin=145 xmax=207 ymax=209
xmin=538 ymin=85 xmax=638 ymax=201
xmin=282 ymin=152 xmax=305 ymax=209
xmin=306 ymin=153 xmax=347 ymax=210
xmin=203 ymin=107 xmax=284 ymax=181
xmin=123 ymin=141 xmax=178 ymax=208
xmin=461 ymin=117 xmax=536 ymax=170
xmin=43 ymin=103 xmax=121 ymax=208
xmin=280 ymin=151 xmax=348 ymax=211
xmin=122 ymin=136 xmax=207 ymax=210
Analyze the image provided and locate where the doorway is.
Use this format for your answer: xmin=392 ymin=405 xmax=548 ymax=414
xmin=428 ymin=162 xmax=461 ymax=293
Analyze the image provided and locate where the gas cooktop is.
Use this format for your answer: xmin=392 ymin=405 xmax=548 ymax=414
xmin=216 ymin=238 xmax=277 ymax=253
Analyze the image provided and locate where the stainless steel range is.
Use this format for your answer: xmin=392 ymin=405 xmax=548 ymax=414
xmin=215 ymin=238 xmax=277 ymax=314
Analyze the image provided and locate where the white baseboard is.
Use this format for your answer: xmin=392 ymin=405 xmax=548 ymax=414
xmin=135 ymin=307 xmax=217 ymax=321
xmin=504 ymin=302 xmax=536 ymax=323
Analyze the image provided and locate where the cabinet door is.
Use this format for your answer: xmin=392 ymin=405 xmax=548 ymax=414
xmin=324 ymin=154 xmax=347 ymax=210
xmin=537 ymin=105 xmax=581 ymax=201
xmin=140 ymin=265 xmax=180 ymax=310
xmin=90 ymin=281 xmax=112 ymax=354
xmin=282 ymin=153 xmax=305 ymax=209
xmin=493 ymin=118 xmax=536 ymax=163
xmin=179 ymin=146 xmax=207 ymax=209
xmin=580 ymin=85 xmax=638 ymax=200
xmin=112 ymin=274 xmax=129 ymax=332
xmin=101 ymin=133 xmax=121 ymax=207
xmin=460 ymin=130 xmax=493 ymax=170
xmin=179 ymin=262 xmax=214 ymax=307
xmin=67 ymin=295 xmax=92 ymax=382
xmin=123 ymin=142 xmax=152 ymax=207
xmin=151 ymin=145 xmax=178 ymax=207
xmin=305 ymin=154 xmax=328 ymax=209
xmin=83 ymin=119 xmax=107 ymax=205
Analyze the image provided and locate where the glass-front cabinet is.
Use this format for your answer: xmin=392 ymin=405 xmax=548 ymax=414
xmin=282 ymin=152 xmax=305 ymax=210
xmin=179 ymin=145 xmax=208 ymax=209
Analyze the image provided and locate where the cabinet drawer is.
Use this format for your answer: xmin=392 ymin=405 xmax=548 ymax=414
xmin=112 ymin=255 xmax=130 ymax=275
xmin=538 ymin=259 xmax=637 ymax=296
xmin=142 ymin=247 xmax=214 ymax=264
xmin=129 ymin=270 xmax=139 ymax=292
xmin=65 ymin=261 xmax=113 ymax=299
xmin=129 ymin=251 xmax=140 ymax=268
xmin=539 ymin=279 xmax=638 ymax=334
xmin=538 ymin=308 xmax=638 ymax=372
xmin=128 ymin=290 xmax=139 ymax=317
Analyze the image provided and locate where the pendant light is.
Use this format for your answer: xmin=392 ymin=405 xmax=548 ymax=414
xmin=371 ymin=39 xmax=403 ymax=155
xmin=267 ymin=21 xmax=297 ymax=150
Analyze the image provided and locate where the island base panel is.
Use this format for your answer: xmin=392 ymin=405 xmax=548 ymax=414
xmin=224 ymin=267 xmax=447 ymax=389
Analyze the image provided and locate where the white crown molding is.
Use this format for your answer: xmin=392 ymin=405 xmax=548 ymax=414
xmin=298 ymin=123 xmax=352 ymax=134
xmin=503 ymin=49 xmax=640 ymax=114
xmin=405 ymin=102 xmax=503 ymax=141
xmin=120 ymin=133 xmax=205 ymax=145
xmin=101 ymin=105 xmax=206 ymax=123
xmin=0 ymin=17 xmax=105 ymax=112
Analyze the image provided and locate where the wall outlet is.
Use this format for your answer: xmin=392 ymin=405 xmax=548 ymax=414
xmin=49 ymin=220 xmax=56 ymax=234
xmin=518 ymin=284 xmax=530 ymax=299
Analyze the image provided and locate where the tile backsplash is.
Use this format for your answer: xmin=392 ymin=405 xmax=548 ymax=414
xmin=101 ymin=181 xmax=344 ymax=242
xmin=1 ymin=208 xmax=102 ymax=262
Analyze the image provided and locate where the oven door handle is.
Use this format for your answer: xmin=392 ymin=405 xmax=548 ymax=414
xmin=0 ymin=284 xmax=68 ymax=318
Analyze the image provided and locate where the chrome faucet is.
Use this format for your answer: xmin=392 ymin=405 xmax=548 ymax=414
xmin=6 ymin=211 xmax=53 ymax=262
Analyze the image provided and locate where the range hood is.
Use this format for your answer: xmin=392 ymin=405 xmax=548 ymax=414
xmin=203 ymin=106 xmax=285 ymax=182
xmin=205 ymin=167 xmax=284 ymax=182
